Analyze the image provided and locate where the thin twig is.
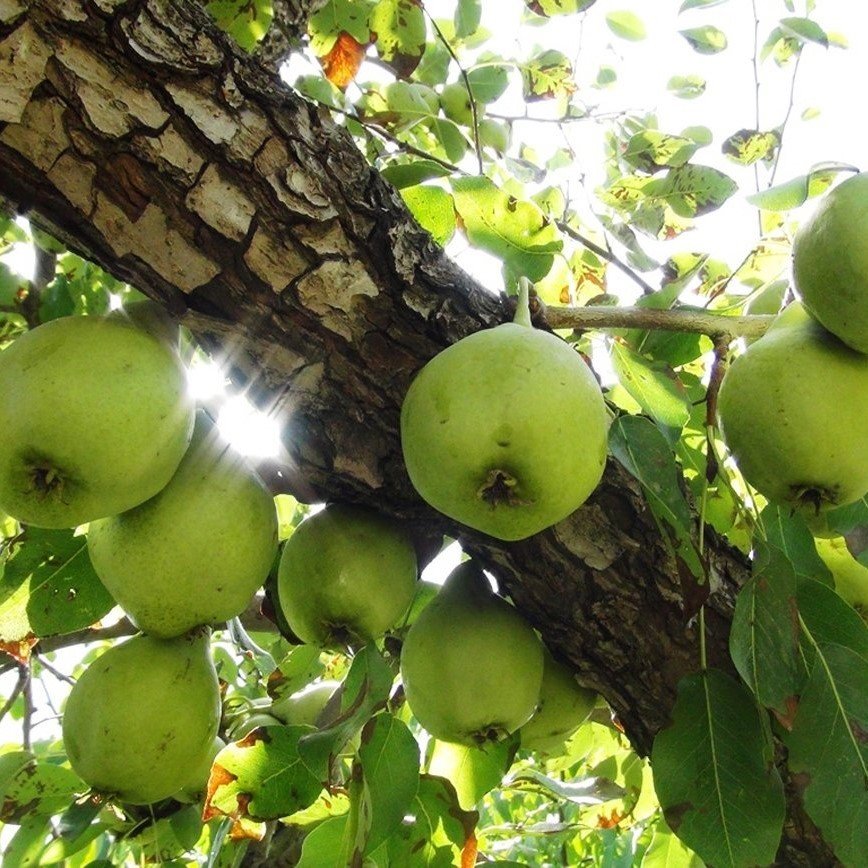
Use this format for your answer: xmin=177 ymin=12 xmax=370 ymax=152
xmin=0 ymin=666 xmax=27 ymax=726
xmin=319 ymin=100 xmax=465 ymax=175
xmin=556 ymin=220 xmax=656 ymax=296
xmin=768 ymin=49 xmax=803 ymax=186
xmin=0 ymin=619 xmax=137 ymax=677
xmin=541 ymin=303 xmax=773 ymax=341
xmin=34 ymin=654 xmax=76 ymax=686
xmin=22 ymin=660 xmax=33 ymax=750
xmin=421 ymin=4 xmax=484 ymax=173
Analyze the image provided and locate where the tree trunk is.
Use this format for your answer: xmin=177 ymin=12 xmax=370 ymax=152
xmin=0 ymin=2 xmax=833 ymax=862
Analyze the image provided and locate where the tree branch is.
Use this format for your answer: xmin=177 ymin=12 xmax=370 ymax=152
xmin=557 ymin=220 xmax=656 ymax=296
xmin=542 ymin=303 xmax=774 ymax=341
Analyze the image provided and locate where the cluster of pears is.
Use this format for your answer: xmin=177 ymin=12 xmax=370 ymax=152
xmin=400 ymin=561 xmax=596 ymax=750
xmin=0 ymin=306 xmax=279 ymax=804
xmin=717 ymin=174 xmax=868 ymax=517
xmin=275 ymin=504 xmax=596 ymax=752
xmin=400 ymin=279 xmax=610 ymax=541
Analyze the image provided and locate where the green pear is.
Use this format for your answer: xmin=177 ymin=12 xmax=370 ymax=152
xmin=440 ymin=82 xmax=474 ymax=125
xmin=277 ymin=504 xmax=417 ymax=648
xmin=174 ymin=735 xmax=225 ymax=803
xmin=477 ymin=118 xmax=510 ymax=154
xmin=87 ymin=415 xmax=278 ymax=638
xmin=400 ymin=562 xmax=544 ymax=746
xmin=400 ymin=285 xmax=609 ymax=541
xmin=519 ymin=649 xmax=596 ymax=755
xmin=793 ymin=173 xmax=868 ymax=353
xmin=270 ymin=680 xmax=341 ymax=726
xmin=717 ymin=313 xmax=868 ymax=513
xmin=228 ymin=712 xmax=283 ymax=740
xmin=62 ymin=632 xmax=221 ymax=805
xmin=744 ymin=283 xmax=786 ymax=318
xmin=814 ymin=536 xmax=868 ymax=617
xmin=0 ymin=314 xmax=194 ymax=528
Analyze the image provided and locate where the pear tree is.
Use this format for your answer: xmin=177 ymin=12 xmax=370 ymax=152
xmin=0 ymin=2 xmax=866 ymax=866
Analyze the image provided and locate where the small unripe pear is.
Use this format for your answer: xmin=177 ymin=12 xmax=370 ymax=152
xmin=519 ymin=649 xmax=596 ymax=754
xmin=270 ymin=680 xmax=341 ymax=726
xmin=62 ymin=632 xmax=220 ymax=805
xmin=400 ymin=562 xmax=544 ymax=746
xmin=277 ymin=504 xmax=417 ymax=648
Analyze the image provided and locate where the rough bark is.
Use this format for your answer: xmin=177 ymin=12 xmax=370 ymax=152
xmin=0 ymin=2 xmax=833 ymax=862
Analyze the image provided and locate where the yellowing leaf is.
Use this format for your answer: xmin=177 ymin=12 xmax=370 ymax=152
xmin=320 ymin=31 xmax=368 ymax=89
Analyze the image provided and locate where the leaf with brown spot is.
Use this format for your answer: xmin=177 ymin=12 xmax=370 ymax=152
xmin=652 ymin=669 xmax=785 ymax=866
xmin=320 ymin=32 xmax=368 ymax=89
xmin=370 ymin=0 xmax=426 ymax=79
xmin=0 ymin=752 xmax=82 ymax=823
xmin=204 ymin=725 xmax=328 ymax=823
xmin=0 ymin=527 xmax=114 ymax=643
xmin=785 ymin=640 xmax=868 ymax=865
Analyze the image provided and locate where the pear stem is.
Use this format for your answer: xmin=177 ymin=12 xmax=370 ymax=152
xmin=514 ymin=278 xmax=533 ymax=329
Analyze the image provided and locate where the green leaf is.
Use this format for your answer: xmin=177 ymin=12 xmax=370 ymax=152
xmin=758 ymin=504 xmax=832 ymax=587
xmin=784 ymin=642 xmax=868 ymax=866
xmin=386 ymin=774 xmax=477 ymax=865
xmin=356 ymin=714 xmax=420 ymax=855
xmin=779 ymin=16 xmax=828 ymax=47
xmin=370 ymin=0 xmax=426 ymax=78
xmin=298 ymin=815 xmax=352 ymax=867
xmin=760 ymin=26 xmax=801 ymax=65
xmin=623 ymin=131 xmax=699 ymax=173
xmin=746 ymin=163 xmax=856 ymax=211
xmin=611 ymin=344 xmax=690 ymax=430
xmin=401 ymin=185 xmax=456 ymax=246
xmin=729 ymin=546 xmax=803 ymax=715
xmin=721 ymin=129 xmax=780 ymax=165
xmin=609 ymin=415 xmax=706 ymax=608
xmin=3 ymin=819 xmax=49 ymax=868
xmin=293 ymin=75 xmax=346 ymax=110
xmin=0 ymin=261 xmax=26 ymax=307
xmin=427 ymin=118 xmax=468 ymax=164
xmin=380 ymin=159 xmax=452 ymax=190
xmin=679 ymin=26 xmax=727 ymax=54
xmin=0 ymin=752 xmax=83 ymax=822
xmin=0 ymin=527 xmax=115 ymax=642
xmin=428 ymin=738 xmax=515 ymax=809
xmin=642 ymin=822 xmax=704 ymax=867
xmin=206 ymin=0 xmax=273 ymax=51
xmin=652 ymin=669 xmax=785 ymax=867
xmin=643 ymin=164 xmax=737 ymax=218
xmin=309 ymin=0 xmax=374 ymax=57
xmin=667 ymin=75 xmax=706 ymax=99
xmin=451 ymin=176 xmax=562 ymax=280
xmin=606 ymin=11 xmax=647 ymax=41
xmin=678 ymin=0 xmax=728 ymax=11
xmin=526 ymin=0 xmax=598 ymax=16
xmin=467 ymin=63 xmax=510 ymax=103
xmin=38 ymin=274 xmax=75 ymax=323
xmin=796 ymin=580 xmax=868 ymax=660
xmin=206 ymin=724 xmax=329 ymax=822
xmin=454 ymin=0 xmax=482 ymax=38
xmin=520 ymin=49 xmax=576 ymax=101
